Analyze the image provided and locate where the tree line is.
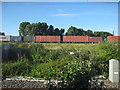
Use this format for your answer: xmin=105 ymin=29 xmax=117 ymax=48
xmin=66 ymin=26 xmax=113 ymax=40
xmin=18 ymin=22 xmax=64 ymax=36
xmin=19 ymin=22 xmax=113 ymax=40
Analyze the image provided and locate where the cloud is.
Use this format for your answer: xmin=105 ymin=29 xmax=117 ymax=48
xmin=53 ymin=13 xmax=78 ymax=16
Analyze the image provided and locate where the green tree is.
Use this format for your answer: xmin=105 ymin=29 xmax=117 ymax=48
xmin=19 ymin=22 xmax=113 ymax=39
xmin=41 ymin=22 xmax=48 ymax=35
xmin=77 ymin=28 xmax=86 ymax=36
xmin=54 ymin=28 xmax=60 ymax=36
xmin=36 ymin=22 xmax=42 ymax=35
xmin=66 ymin=26 xmax=78 ymax=36
xmin=86 ymin=30 xmax=94 ymax=37
xmin=31 ymin=23 xmax=39 ymax=35
xmin=25 ymin=24 xmax=32 ymax=36
xmin=94 ymin=31 xmax=113 ymax=40
xmin=66 ymin=26 xmax=85 ymax=36
xmin=60 ymin=28 xmax=65 ymax=36
xmin=19 ymin=22 xmax=65 ymax=36
xmin=19 ymin=22 xmax=30 ymax=36
xmin=48 ymin=25 xmax=54 ymax=35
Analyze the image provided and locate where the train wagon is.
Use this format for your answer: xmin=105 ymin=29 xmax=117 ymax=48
xmin=63 ymin=36 xmax=89 ymax=42
xmin=0 ymin=35 xmax=10 ymax=41
xmin=23 ymin=36 xmax=35 ymax=42
xmin=107 ymin=36 xmax=120 ymax=42
xmin=89 ymin=37 xmax=102 ymax=43
xmin=35 ymin=36 xmax=61 ymax=42
xmin=10 ymin=36 xmax=22 ymax=42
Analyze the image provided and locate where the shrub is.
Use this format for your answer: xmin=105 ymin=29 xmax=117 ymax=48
xmin=97 ymin=41 xmax=119 ymax=77
xmin=29 ymin=44 xmax=47 ymax=63
xmin=2 ymin=57 xmax=31 ymax=77
xmin=47 ymin=56 xmax=95 ymax=89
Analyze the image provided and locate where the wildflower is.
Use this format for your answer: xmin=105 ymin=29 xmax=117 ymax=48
xmin=23 ymin=53 xmax=25 ymax=57
xmin=18 ymin=53 xmax=19 ymax=57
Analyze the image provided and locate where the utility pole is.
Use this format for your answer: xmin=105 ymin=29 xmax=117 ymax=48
xmin=113 ymin=31 xmax=114 ymax=36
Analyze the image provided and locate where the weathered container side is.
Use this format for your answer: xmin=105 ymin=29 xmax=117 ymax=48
xmin=107 ymin=36 xmax=120 ymax=42
xmin=23 ymin=36 xmax=35 ymax=42
xmin=10 ymin=36 xmax=22 ymax=41
xmin=35 ymin=36 xmax=60 ymax=42
xmin=89 ymin=37 xmax=102 ymax=42
xmin=63 ymin=36 xmax=89 ymax=42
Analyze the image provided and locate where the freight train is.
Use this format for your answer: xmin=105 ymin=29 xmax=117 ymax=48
xmin=0 ymin=35 xmax=119 ymax=43
xmin=107 ymin=36 xmax=120 ymax=42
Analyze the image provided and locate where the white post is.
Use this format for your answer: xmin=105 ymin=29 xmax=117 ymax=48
xmin=109 ymin=59 xmax=119 ymax=82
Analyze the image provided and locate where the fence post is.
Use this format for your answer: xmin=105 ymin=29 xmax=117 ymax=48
xmin=109 ymin=59 xmax=119 ymax=82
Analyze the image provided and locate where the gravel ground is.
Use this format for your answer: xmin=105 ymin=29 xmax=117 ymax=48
xmin=2 ymin=80 xmax=46 ymax=88
xmin=2 ymin=76 xmax=120 ymax=89
xmin=90 ymin=75 xmax=120 ymax=89
xmin=90 ymin=79 xmax=120 ymax=88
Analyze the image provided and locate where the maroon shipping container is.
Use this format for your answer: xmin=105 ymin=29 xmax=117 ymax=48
xmin=89 ymin=37 xmax=102 ymax=42
xmin=63 ymin=36 xmax=89 ymax=42
xmin=107 ymin=36 xmax=120 ymax=42
xmin=35 ymin=36 xmax=61 ymax=42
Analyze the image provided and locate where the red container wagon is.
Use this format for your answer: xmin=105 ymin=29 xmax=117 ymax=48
xmin=107 ymin=36 xmax=120 ymax=42
xmin=89 ymin=37 xmax=102 ymax=42
xmin=35 ymin=36 xmax=61 ymax=42
xmin=63 ymin=36 xmax=89 ymax=42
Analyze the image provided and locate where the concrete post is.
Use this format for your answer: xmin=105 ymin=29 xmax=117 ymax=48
xmin=109 ymin=59 xmax=119 ymax=82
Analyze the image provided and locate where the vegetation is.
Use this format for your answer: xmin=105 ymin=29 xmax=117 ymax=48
xmin=66 ymin=26 xmax=113 ymax=40
xmin=18 ymin=22 xmax=65 ymax=36
xmin=18 ymin=22 xmax=113 ymax=40
xmin=2 ymin=42 xmax=119 ymax=88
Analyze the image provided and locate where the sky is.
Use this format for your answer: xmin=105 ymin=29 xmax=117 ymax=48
xmin=1 ymin=0 xmax=120 ymax=2
xmin=2 ymin=2 xmax=118 ymax=36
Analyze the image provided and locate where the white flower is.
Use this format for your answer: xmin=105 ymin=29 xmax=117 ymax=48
xmin=69 ymin=52 xmax=74 ymax=55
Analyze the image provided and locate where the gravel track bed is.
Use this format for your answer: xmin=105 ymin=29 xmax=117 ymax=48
xmin=2 ymin=80 xmax=46 ymax=88
xmin=90 ymin=80 xmax=120 ymax=88
xmin=2 ymin=76 xmax=120 ymax=89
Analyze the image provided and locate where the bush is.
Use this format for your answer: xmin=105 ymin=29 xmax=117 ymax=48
xmin=47 ymin=56 xmax=95 ymax=88
xmin=29 ymin=44 xmax=47 ymax=63
xmin=97 ymin=41 xmax=119 ymax=77
xmin=3 ymin=57 xmax=31 ymax=77
xmin=30 ymin=60 xmax=68 ymax=79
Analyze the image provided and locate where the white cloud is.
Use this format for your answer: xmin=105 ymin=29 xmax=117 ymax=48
xmin=53 ymin=13 xmax=78 ymax=16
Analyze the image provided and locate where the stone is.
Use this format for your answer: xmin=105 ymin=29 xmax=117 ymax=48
xmin=6 ymin=78 xmax=12 ymax=80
